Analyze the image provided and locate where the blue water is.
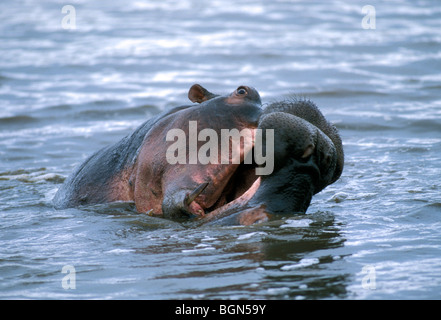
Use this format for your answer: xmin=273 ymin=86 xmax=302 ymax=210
xmin=1 ymin=0 xmax=441 ymax=299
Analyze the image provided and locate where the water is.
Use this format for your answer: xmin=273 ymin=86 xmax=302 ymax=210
xmin=1 ymin=0 xmax=440 ymax=299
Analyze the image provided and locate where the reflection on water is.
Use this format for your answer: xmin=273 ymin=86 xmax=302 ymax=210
xmin=125 ymin=210 xmax=347 ymax=299
xmin=1 ymin=0 xmax=441 ymax=299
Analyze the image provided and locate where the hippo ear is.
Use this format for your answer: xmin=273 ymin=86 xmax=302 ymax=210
xmin=188 ymin=84 xmax=218 ymax=103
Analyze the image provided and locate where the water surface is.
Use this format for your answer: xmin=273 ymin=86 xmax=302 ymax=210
xmin=1 ymin=0 xmax=441 ymax=299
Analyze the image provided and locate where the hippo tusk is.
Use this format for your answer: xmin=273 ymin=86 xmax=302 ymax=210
xmin=185 ymin=182 xmax=209 ymax=206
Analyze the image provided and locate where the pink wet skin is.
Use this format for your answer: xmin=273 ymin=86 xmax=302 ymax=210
xmin=128 ymin=85 xmax=263 ymax=219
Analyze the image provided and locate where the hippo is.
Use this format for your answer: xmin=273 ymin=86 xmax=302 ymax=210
xmin=53 ymin=84 xmax=344 ymax=225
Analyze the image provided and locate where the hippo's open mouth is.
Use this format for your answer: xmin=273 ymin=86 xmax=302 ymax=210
xmin=206 ymin=161 xmax=259 ymax=212
xmin=180 ymin=149 xmax=261 ymax=218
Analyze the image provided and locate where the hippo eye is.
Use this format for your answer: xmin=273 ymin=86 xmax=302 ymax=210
xmin=237 ymin=87 xmax=247 ymax=95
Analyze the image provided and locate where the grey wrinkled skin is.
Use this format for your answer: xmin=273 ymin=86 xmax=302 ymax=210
xmin=261 ymin=98 xmax=344 ymax=187
xmin=258 ymin=100 xmax=343 ymax=208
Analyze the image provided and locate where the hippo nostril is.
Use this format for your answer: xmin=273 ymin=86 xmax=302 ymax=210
xmin=237 ymin=87 xmax=247 ymax=95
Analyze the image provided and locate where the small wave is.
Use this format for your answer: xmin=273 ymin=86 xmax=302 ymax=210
xmin=105 ymin=248 xmax=135 ymax=254
xmin=0 ymin=120 xmax=138 ymax=140
xmin=281 ymin=258 xmax=320 ymax=270
xmin=406 ymin=203 xmax=441 ymax=221
xmin=44 ymin=104 xmax=73 ymax=112
xmin=182 ymin=246 xmax=216 ymax=253
xmin=336 ymin=122 xmax=397 ymax=131
xmin=407 ymin=119 xmax=441 ymax=132
xmin=423 ymin=84 xmax=441 ymax=90
xmin=308 ymin=90 xmax=388 ymax=98
xmin=79 ymin=201 xmax=137 ymax=216
xmin=281 ymin=219 xmax=313 ymax=228
xmin=0 ymin=74 xmax=13 ymax=82
xmin=0 ymin=169 xmax=64 ymax=183
xmin=237 ymin=231 xmax=268 ymax=240
xmin=330 ymin=192 xmax=349 ymax=203
xmin=76 ymin=104 xmax=159 ymax=119
xmin=0 ymin=115 xmax=39 ymax=125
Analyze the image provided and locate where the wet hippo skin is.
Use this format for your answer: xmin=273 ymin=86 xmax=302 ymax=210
xmin=53 ymin=84 xmax=343 ymax=225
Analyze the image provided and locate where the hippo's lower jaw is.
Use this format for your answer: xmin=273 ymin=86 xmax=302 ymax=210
xmin=161 ymin=158 xmax=260 ymax=220
xmin=198 ymin=175 xmax=263 ymax=224
xmin=162 ymin=156 xmax=318 ymax=226
xmin=198 ymin=157 xmax=319 ymax=226
xmin=197 ymin=182 xmax=272 ymax=226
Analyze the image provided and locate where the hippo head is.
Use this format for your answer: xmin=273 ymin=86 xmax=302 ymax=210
xmin=53 ymin=83 xmax=343 ymax=225
xmin=135 ymin=84 xmax=263 ymax=219
xmin=155 ymin=85 xmax=344 ymax=225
